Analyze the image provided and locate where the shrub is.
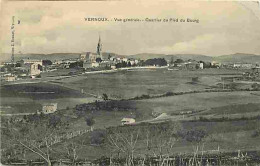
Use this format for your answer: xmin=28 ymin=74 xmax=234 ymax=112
xmin=165 ymin=91 xmax=174 ymax=96
xmin=91 ymin=130 xmax=107 ymax=145
xmin=252 ymin=83 xmax=260 ymax=90
xmin=179 ymin=129 xmax=207 ymax=143
xmin=252 ymin=129 xmax=260 ymax=137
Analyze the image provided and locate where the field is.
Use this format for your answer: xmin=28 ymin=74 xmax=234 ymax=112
xmin=1 ymin=68 xmax=260 ymax=165
xmin=135 ymin=91 xmax=260 ymax=116
xmin=0 ymin=82 xmax=96 ymax=114
xmin=53 ymin=68 xmax=245 ymax=99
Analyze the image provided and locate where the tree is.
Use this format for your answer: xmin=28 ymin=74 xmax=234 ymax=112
xmin=174 ymin=59 xmax=184 ymax=64
xmin=170 ymin=56 xmax=174 ymax=65
xmin=15 ymin=62 xmax=21 ymax=67
xmin=252 ymin=83 xmax=260 ymax=90
xmin=127 ymin=62 xmax=131 ymax=67
xmin=5 ymin=115 xmax=63 ymax=166
xmin=102 ymin=93 xmax=109 ymax=101
xmin=42 ymin=60 xmax=52 ymax=66
xmin=65 ymin=143 xmax=78 ymax=165
xmin=107 ymin=129 xmax=140 ymax=166
xmin=96 ymin=58 xmax=102 ymax=63
xmin=122 ymin=61 xmax=127 ymax=67
xmin=85 ymin=116 xmax=95 ymax=131
xmin=145 ymin=58 xmax=167 ymax=66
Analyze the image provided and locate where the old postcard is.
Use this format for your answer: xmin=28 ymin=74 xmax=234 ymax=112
xmin=0 ymin=0 xmax=260 ymax=165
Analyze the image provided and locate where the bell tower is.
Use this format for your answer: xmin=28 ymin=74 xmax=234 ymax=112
xmin=97 ymin=35 xmax=102 ymax=60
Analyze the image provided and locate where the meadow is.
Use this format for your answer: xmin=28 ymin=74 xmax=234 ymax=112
xmin=0 ymin=82 xmax=95 ymax=114
xmin=56 ymin=68 xmax=244 ymax=99
xmin=135 ymin=91 xmax=260 ymax=116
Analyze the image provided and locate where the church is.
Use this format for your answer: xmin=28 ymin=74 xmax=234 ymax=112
xmin=80 ymin=35 xmax=103 ymax=63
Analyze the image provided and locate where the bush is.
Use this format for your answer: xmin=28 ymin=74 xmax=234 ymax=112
xmin=178 ymin=129 xmax=207 ymax=143
xmin=252 ymin=129 xmax=260 ymax=137
xmin=252 ymin=83 xmax=260 ymax=90
xmin=91 ymin=130 xmax=107 ymax=145
xmin=165 ymin=91 xmax=174 ymax=96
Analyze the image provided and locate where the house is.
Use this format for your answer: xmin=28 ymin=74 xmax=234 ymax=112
xmin=111 ymin=65 xmax=116 ymax=69
xmin=18 ymin=59 xmax=42 ymax=76
xmin=185 ymin=62 xmax=199 ymax=70
xmin=42 ymin=103 xmax=57 ymax=114
xmin=30 ymin=63 xmax=41 ymax=76
xmin=24 ymin=63 xmax=41 ymax=76
xmin=54 ymin=60 xmax=63 ymax=65
xmin=121 ymin=118 xmax=135 ymax=125
xmin=86 ymin=52 xmax=98 ymax=62
xmin=100 ymin=61 xmax=110 ymax=68
xmin=83 ymin=62 xmax=92 ymax=69
xmin=129 ymin=60 xmax=135 ymax=66
xmin=199 ymin=63 xmax=204 ymax=69
xmin=211 ymin=61 xmax=221 ymax=68
xmin=20 ymin=59 xmax=43 ymax=67
xmin=4 ymin=75 xmax=16 ymax=82
xmin=79 ymin=53 xmax=87 ymax=61
xmin=233 ymin=63 xmax=242 ymax=68
xmin=241 ymin=63 xmax=253 ymax=69
xmin=92 ymin=62 xmax=100 ymax=68
xmin=122 ymin=58 xmax=128 ymax=62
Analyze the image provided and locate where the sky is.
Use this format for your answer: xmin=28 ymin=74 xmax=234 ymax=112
xmin=0 ymin=0 xmax=260 ymax=58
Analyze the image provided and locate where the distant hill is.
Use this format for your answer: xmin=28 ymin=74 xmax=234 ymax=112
xmin=0 ymin=52 xmax=126 ymax=63
xmin=128 ymin=53 xmax=260 ymax=64
xmin=213 ymin=53 xmax=260 ymax=64
xmin=127 ymin=53 xmax=213 ymax=62
xmin=1 ymin=52 xmax=259 ymax=64
xmin=169 ymin=54 xmax=214 ymax=62
xmin=127 ymin=53 xmax=168 ymax=60
xmin=0 ymin=53 xmax=81 ymax=62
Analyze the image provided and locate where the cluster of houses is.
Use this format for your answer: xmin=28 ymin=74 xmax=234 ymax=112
xmin=1 ymin=58 xmax=43 ymax=82
xmin=80 ymin=52 xmax=139 ymax=70
xmin=169 ymin=59 xmax=204 ymax=70
xmin=170 ymin=59 xmax=257 ymax=70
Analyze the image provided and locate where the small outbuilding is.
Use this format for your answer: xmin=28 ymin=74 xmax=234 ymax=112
xmin=121 ymin=118 xmax=135 ymax=125
xmin=4 ymin=75 xmax=16 ymax=82
xmin=42 ymin=103 xmax=58 ymax=114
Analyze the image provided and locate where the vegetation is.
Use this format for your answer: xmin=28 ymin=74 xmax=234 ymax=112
xmin=1 ymin=68 xmax=260 ymax=165
xmin=1 ymin=114 xmax=68 ymax=166
xmin=85 ymin=116 xmax=95 ymax=131
xmin=145 ymin=58 xmax=167 ymax=66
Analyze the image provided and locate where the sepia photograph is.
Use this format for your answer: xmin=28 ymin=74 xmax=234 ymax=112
xmin=0 ymin=0 xmax=260 ymax=165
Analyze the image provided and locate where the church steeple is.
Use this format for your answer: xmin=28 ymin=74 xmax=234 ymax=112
xmin=97 ymin=35 xmax=102 ymax=59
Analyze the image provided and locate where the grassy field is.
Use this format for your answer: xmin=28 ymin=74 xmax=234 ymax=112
xmin=0 ymin=82 xmax=88 ymax=99
xmin=54 ymin=68 xmax=244 ymax=99
xmin=0 ymin=82 xmax=96 ymax=114
xmin=135 ymin=91 xmax=260 ymax=116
